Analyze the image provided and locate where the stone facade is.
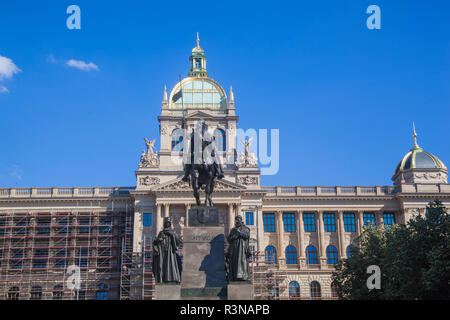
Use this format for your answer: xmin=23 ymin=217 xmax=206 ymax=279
xmin=0 ymin=39 xmax=449 ymax=300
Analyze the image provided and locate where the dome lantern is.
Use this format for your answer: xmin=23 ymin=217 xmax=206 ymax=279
xmin=188 ymin=33 xmax=208 ymax=78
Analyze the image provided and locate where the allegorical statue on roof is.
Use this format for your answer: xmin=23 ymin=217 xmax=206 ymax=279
xmin=139 ymin=138 xmax=159 ymax=168
xmin=225 ymin=215 xmax=251 ymax=282
xmin=181 ymin=119 xmax=224 ymax=206
xmin=237 ymin=138 xmax=258 ymax=167
xmin=152 ymin=217 xmax=182 ymax=283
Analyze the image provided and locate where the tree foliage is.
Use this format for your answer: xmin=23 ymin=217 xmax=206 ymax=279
xmin=332 ymin=200 xmax=449 ymax=300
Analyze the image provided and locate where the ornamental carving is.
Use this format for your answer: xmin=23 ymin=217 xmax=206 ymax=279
xmin=139 ymin=176 xmax=160 ymax=186
xmin=238 ymin=175 xmax=258 ymax=185
xmin=138 ymin=138 xmax=159 ymax=168
xmin=237 ymin=138 xmax=258 ymax=167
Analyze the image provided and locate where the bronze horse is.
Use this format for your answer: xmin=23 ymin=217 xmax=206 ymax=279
xmin=181 ymin=120 xmax=224 ymax=206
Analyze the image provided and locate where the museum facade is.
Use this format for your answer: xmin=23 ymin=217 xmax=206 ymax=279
xmin=0 ymin=37 xmax=449 ymax=300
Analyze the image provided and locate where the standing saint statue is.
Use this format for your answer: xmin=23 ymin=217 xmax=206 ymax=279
xmin=152 ymin=217 xmax=183 ymax=283
xmin=226 ymin=215 xmax=251 ymax=281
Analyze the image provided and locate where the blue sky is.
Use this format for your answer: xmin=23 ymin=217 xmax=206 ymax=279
xmin=0 ymin=0 xmax=449 ymax=188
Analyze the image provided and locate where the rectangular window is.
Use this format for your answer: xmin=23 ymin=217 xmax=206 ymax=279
xmin=343 ymin=213 xmax=356 ymax=232
xmin=263 ymin=213 xmax=275 ymax=232
xmin=283 ymin=213 xmax=296 ymax=232
xmin=383 ymin=213 xmax=395 ymax=228
xmin=303 ymin=213 xmax=316 ymax=232
xmin=363 ymin=213 xmax=376 ymax=226
xmin=323 ymin=213 xmax=336 ymax=232
xmin=245 ymin=212 xmax=254 ymax=226
xmin=143 ymin=213 xmax=152 ymax=227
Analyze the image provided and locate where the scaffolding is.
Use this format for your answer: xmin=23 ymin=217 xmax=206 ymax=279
xmin=251 ymin=252 xmax=288 ymax=300
xmin=0 ymin=210 xmax=127 ymax=300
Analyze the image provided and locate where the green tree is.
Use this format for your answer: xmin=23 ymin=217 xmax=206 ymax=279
xmin=332 ymin=200 xmax=449 ymax=300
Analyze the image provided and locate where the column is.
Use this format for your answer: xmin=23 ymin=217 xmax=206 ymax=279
xmin=156 ymin=204 xmax=162 ymax=232
xmin=338 ymin=211 xmax=346 ymax=258
xmin=164 ymin=203 xmax=170 ymax=218
xmin=236 ymin=203 xmax=242 ymax=218
xmin=376 ymin=210 xmax=383 ymax=226
xmin=185 ymin=203 xmax=191 ymax=227
xmin=317 ymin=211 xmax=326 ymax=260
xmin=256 ymin=206 xmax=264 ymax=254
xmin=296 ymin=210 xmax=304 ymax=257
xmin=228 ymin=203 xmax=235 ymax=233
xmin=357 ymin=210 xmax=364 ymax=235
xmin=276 ymin=210 xmax=284 ymax=267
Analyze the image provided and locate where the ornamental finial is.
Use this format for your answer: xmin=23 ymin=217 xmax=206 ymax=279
xmin=196 ymin=32 xmax=200 ymax=48
xmin=413 ymin=121 xmax=420 ymax=149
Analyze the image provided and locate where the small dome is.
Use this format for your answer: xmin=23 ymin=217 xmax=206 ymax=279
xmin=394 ymin=147 xmax=447 ymax=175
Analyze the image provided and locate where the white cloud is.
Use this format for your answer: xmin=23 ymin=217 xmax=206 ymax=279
xmin=47 ymin=54 xmax=58 ymax=64
xmin=0 ymin=55 xmax=21 ymax=81
xmin=8 ymin=165 xmax=22 ymax=181
xmin=0 ymin=86 xmax=9 ymax=93
xmin=66 ymin=59 xmax=99 ymax=71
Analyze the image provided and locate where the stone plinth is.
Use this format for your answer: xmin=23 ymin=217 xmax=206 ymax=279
xmin=227 ymin=282 xmax=253 ymax=300
xmin=155 ymin=284 xmax=181 ymax=300
xmin=181 ymin=226 xmax=227 ymax=299
xmin=188 ymin=206 xmax=219 ymax=227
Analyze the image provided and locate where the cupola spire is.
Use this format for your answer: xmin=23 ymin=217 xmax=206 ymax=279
xmin=412 ymin=122 xmax=420 ymax=149
xmin=189 ymin=32 xmax=208 ymax=78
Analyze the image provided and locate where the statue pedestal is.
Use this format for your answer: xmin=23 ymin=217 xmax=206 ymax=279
xmin=188 ymin=206 xmax=219 ymax=227
xmin=155 ymin=284 xmax=181 ymax=300
xmin=227 ymin=282 xmax=254 ymax=300
xmin=181 ymin=226 xmax=227 ymax=300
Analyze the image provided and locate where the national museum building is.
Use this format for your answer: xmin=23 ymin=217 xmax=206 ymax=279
xmin=0 ymin=38 xmax=449 ymax=300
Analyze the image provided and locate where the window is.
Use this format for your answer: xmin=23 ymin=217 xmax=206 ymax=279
xmin=363 ymin=213 xmax=376 ymax=226
xmin=346 ymin=245 xmax=353 ymax=258
xmin=53 ymin=285 xmax=63 ymax=300
xmin=306 ymin=245 xmax=318 ymax=265
xmin=326 ymin=245 xmax=338 ymax=265
xmin=195 ymin=58 xmax=201 ymax=68
xmin=310 ymin=281 xmax=321 ymax=299
xmin=143 ymin=213 xmax=152 ymax=227
xmin=383 ymin=213 xmax=395 ymax=228
xmin=7 ymin=287 xmax=19 ymax=300
xmin=323 ymin=213 xmax=336 ymax=232
xmin=96 ymin=290 xmax=108 ymax=300
xmin=213 ymin=129 xmax=226 ymax=151
xmin=30 ymin=286 xmax=42 ymax=300
xmin=289 ymin=281 xmax=300 ymax=299
xmin=245 ymin=212 xmax=254 ymax=226
xmin=285 ymin=245 xmax=297 ymax=264
xmin=343 ymin=213 xmax=356 ymax=232
xmin=331 ymin=281 xmax=338 ymax=298
xmin=283 ymin=213 xmax=296 ymax=232
xmin=263 ymin=213 xmax=275 ymax=232
xmin=265 ymin=246 xmax=277 ymax=265
xmin=171 ymin=129 xmax=184 ymax=151
xmin=269 ymin=283 xmax=279 ymax=299
xmin=303 ymin=213 xmax=316 ymax=232
xmin=33 ymin=260 xmax=47 ymax=269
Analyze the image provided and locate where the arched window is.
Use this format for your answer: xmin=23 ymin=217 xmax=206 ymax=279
xmin=269 ymin=282 xmax=279 ymax=299
xmin=265 ymin=246 xmax=277 ymax=265
xmin=96 ymin=283 xmax=108 ymax=300
xmin=213 ymin=129 xmax=226 ymax=151
xmin=310 ymin=281 xmax=321 ymax=299
xmin=285 ymin=245 xmax=297 ymax=264
xmin=53 ymin=285 xmax=63 ymax=300
xmin=326 ymin=245 xmax=338 ymax=265
xmin=331 ymin=281 xmax=338 ymax=298
xmin=346 ymin=245 xmax=353 ymax=258
xmin=30 ymin=286 xmax=42 ymax=300
xmin=7 ymin=287 xmax=19 ymax=300
xmin=306 ymin=245 xmax=318 ymax=265
xmin=289 ymin=281 xmax=300 ymax=299
xmin=171 ymin=129 xmax=184 ymax=151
